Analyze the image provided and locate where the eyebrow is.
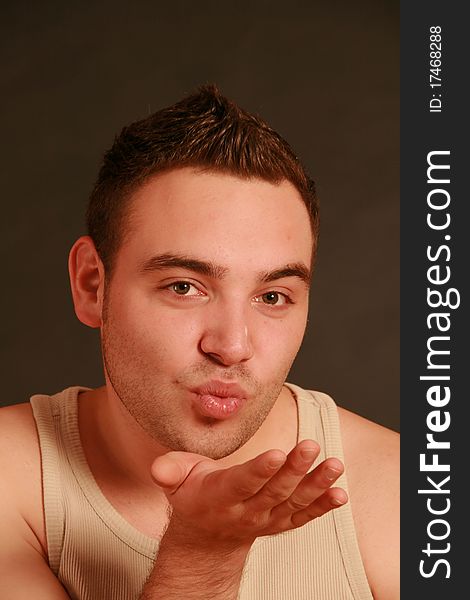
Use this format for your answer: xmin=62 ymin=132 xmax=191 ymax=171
xmin=259 ymin=265 xmax=311 ymax=286
xmin=139 ymin=253 xmax=311 ymax=286
xmin=140 ymin=253 xmax=228 ymax=279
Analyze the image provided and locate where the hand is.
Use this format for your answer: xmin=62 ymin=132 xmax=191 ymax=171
xmin=150 ymin=440 xmax=347 ymax=549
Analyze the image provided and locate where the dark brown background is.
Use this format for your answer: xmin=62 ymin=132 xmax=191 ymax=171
xmin=0 ymin=1 xmax=399 ymax=432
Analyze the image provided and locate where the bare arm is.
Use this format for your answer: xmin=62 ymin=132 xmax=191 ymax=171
xmin=0 ymin=516 xmax=70 ymax=600
xmin=140 ymin=440 xmax=347 ymax=599
xmin=0 ymin=405 xmax=70 ymax=599
xmin=141 ymin=521 xmax=251 ymax=599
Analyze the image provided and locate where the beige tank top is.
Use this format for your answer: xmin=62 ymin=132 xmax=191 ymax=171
xmin=30 ymin=383 xmax=373 ymax=600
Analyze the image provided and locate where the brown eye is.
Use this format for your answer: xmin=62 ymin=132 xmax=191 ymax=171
xmin=262 ymin=292 xmax=280 ymax=305
xmin=172 ymin=282 xmax=192 ymax=295
xmin=253 ymin=291 xmax=290 ymax=307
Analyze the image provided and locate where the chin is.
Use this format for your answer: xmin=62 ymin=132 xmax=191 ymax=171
xmin=165 ymin=425 xmax=252 ymax=459
xmin=180 ymin=438 xmax=246 ymax=460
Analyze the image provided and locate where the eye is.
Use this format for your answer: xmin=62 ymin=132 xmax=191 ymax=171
xmin=168 ymin=281 xmax=203 ymax=296
xmin=253 ymin=291 xmax=290 ymax=306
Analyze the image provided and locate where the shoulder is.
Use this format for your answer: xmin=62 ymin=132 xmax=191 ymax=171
xmin=0 ymin=402 xmax=47 ymax=557
xmin=338 ymin=406 xmax=400 ymax=600
xmin=338 ymin=405 xmax=399 ymax=471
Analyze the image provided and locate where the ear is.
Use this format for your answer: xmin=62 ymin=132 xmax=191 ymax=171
xmin=68 ymin=236 xmax=106 ymax=328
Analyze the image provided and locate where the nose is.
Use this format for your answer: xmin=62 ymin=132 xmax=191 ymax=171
xmin=199 ymin=303 xmax=254 ymax=366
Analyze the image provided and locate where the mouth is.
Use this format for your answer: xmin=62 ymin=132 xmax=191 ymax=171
xmin=189 ymin=380 xmax=247 ymax=421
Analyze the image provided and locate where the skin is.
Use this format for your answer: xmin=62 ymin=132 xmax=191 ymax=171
xmin=0 ymin=167 xmax=399 ymax=599
xmin=98 ymin=168 xmax=312 ymax=459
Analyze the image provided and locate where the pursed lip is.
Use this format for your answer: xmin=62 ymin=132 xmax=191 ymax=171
xmin=190 ymin=380 xmax=248 ymax=400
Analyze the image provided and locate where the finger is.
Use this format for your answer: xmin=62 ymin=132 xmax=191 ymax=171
xmin=150 ymin=451 xmax=212 ymax=493
xmin=271 ymin=458 xmax=344 ymax=517
xmin=207 ymin=449 xmax=287 ymax=504
xmin=246 ymin=440 xmax=320 ymax=512
xmin=289 ymin=487 xmax=348 ymax=529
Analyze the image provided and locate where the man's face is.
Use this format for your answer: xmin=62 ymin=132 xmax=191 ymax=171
xmin=101 ymin=168 xmax=313 ymax=458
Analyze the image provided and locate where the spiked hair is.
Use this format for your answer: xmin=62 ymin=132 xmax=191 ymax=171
xmin=86 ymin=85 xmax=318 ymax=273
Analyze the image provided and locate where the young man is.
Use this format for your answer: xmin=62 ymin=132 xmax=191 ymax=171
xmin=0 ymin=86 xmax=399 ymax=599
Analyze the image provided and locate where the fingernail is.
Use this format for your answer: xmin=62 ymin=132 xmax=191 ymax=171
xmin=300 ymin=448 xmax=316 ymax=461
xmin=331 ymin=496 xmax=346 ymax=506
xmin=268 ymin=457 xmax=286 ymax=469
xmin=324 ymin=467 xmax=341 ymax=481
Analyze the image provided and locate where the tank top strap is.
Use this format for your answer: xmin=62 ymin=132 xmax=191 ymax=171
xmin=285 ymin=383 xmax=373 ymax=600
xmin=30 ymin=388 xmax=80 ymax=574
xmin=31 ymin=387 xmax=157 ymax=577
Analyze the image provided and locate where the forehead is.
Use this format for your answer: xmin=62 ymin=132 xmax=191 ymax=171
xmin=120 ymin=168 xmax=313 ymax=271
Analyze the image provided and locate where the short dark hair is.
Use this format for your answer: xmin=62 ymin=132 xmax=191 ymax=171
xmin=86 ymin=84 xmax=319 ymax=274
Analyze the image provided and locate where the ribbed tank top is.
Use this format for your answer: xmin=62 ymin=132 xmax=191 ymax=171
xmin=30 ymin=384 xmax=373 ymax=600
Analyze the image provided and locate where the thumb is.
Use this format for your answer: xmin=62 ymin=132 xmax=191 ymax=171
xmin=150 ymin=451 xmax=210 ymax=494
